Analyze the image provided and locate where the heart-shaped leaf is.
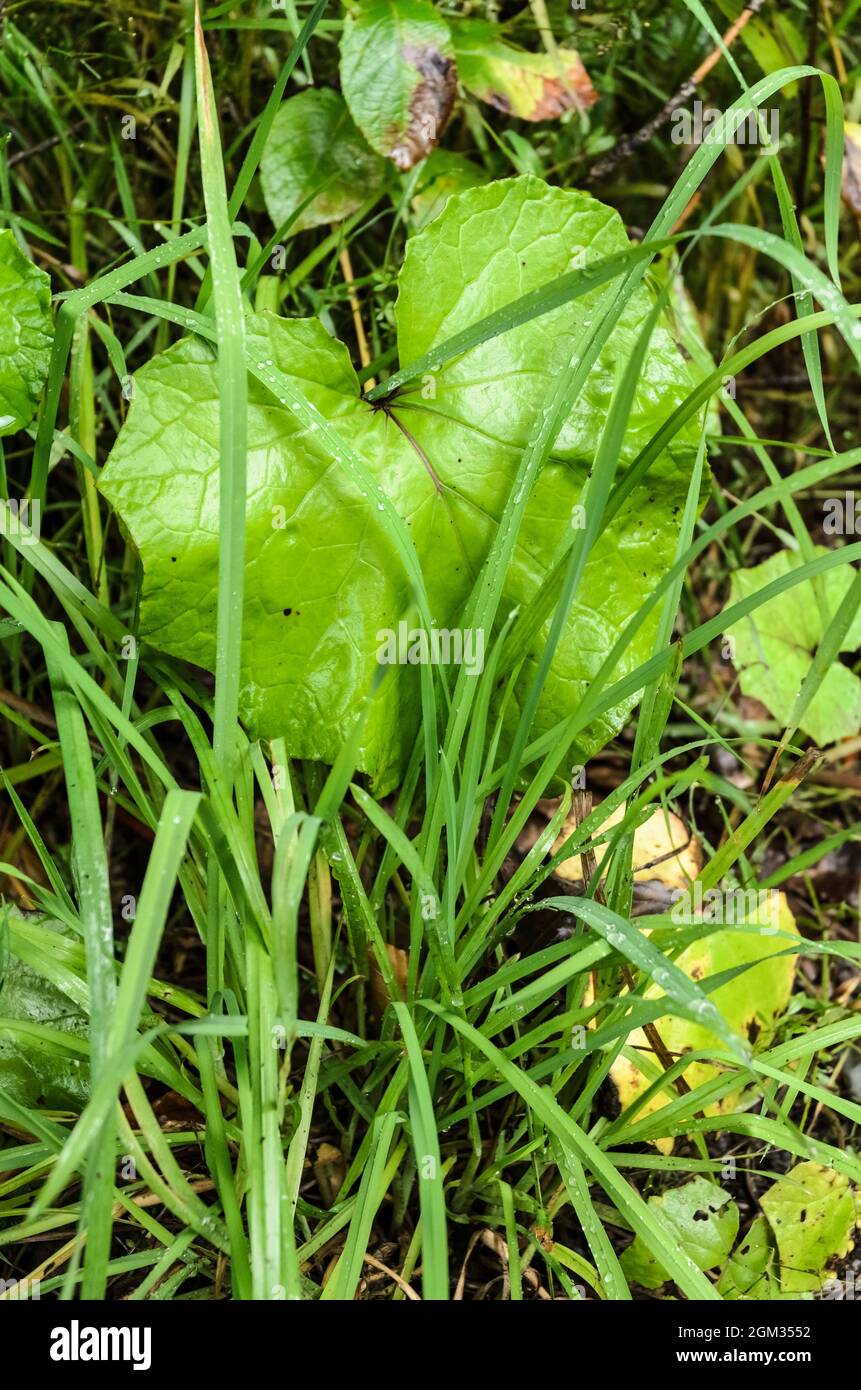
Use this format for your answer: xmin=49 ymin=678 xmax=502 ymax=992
xmin=260 ymin=89 xmax=388 ymax=236
xmin=842 ymin=120 xmax=861 ymax=223
xmin=339 ymin=0 xmax=456 ymax=169
xmin=0 ymin=229 xmax=53 ymax=436
xmin=99 ymin=176 xmax=702 ymax=791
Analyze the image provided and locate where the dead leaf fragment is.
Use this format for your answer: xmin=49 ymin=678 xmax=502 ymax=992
xmin=552 ymin=801 xmax=701 ymax=890
xmin=313 ymin=1142 xmax=346 ymax=1207
xmin=369 ymin=943 xmax=409 ymax=1016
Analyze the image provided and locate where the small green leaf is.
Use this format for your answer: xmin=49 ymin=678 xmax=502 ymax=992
xmin=451 ymin=19 xmax=597 ymax=121
xmin=620 ymin=1177 xmax=739 ymax=1289
xmin=725 ymin=548 xmax=861 ymax=746
xmin=761 ymin=1161 xmax=858 ymax=1294
xmin=408 ymin=149 xmax=486 ymax=230
xmin=260 ymin=89 xmax=388 ymax=235
xmin=340 ymin=0 xmax=456 ymax=169
xmin=0 ymin=229 xmax=53 ymax=436
xmin=0 ymin=927 xmax=90 ymax=1111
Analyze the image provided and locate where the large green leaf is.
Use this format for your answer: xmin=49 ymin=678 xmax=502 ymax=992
xmin=339 ymin=0 xmax=456 ymax=169
xmin=0 ymin=229 xmax=53 ymax=436
xmin=260 ymin=89 xmax=388 ymax=235
xmin=725 ymin=548 xmax=861 ymax=746
xmin=99 ymin=176 xmax=702 ymax=792
xmin=0 ymin=926 xmax=90 ymax=1110
xmin=451 ymin=20 xmax=597 ymax=121
xmin=620 ymin=1177 xmax=739 ymax=1289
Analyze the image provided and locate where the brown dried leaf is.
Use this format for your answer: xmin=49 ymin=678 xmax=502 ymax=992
xmin=369 ymin=943 xmax=409 ymax=1016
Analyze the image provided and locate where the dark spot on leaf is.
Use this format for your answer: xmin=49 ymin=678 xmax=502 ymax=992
xmin=388 ymin=45 xmax=456 ymax=170
xmin=481 ymin=90 xmax=512 ymax=116
xmin=800 ymin=1208 xmax=807 ymax=1221
xmin=746 ymin=1018 xmax=760 ymax=1043
xmin=692 ymin=1209 xmax=709 ymax=1221
xmin=283 ymin=608 xmax=292 ymax=616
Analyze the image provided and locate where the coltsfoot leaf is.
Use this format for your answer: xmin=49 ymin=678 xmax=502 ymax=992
xmin=100 ymin=176 xmax=703 ymax=791
xmin=620 ymin=1177 xmax=739 ymax=1290
xmin=0 ymin=925 xmax=90 ymax=1111
xmin=611 ymin=891 xmax=800 ymax=1144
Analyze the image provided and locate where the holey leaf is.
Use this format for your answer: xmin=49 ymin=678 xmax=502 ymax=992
xmin=620 ymin=1177 xmax=739 ymax=1290
xmin=339 ymin=0 xmax=456 ymax=169
xmin=761 ymin=1161 xmax=858 ymax=1294
xmin=99 ymin=176 xmax=702 ymax=792
xmin=451 ymin=21 xmax=598 ymax=121
xmin=0 ymin=229 xmax=53 ymax=436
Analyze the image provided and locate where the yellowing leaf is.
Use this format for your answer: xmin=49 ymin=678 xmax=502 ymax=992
xmin=611 ymin=892 xmax=799 ymax=1146
xmin=552 ymin=802 xmax=701 ymax=890
xmin=761 ymin=1161 xmax=858 ymax=1294
xmin=452 ymin=20 xmax=597 ymax=121
xmin=716 ymin=1215 xmax=790 ymax=1301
